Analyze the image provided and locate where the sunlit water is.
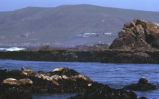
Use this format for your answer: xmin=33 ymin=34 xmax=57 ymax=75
xmin=0 ymin=59 xmax=159 ymax=99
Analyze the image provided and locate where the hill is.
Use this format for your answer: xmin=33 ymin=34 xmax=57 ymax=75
xmin=0 ymin=4 xmax=159 ymax=47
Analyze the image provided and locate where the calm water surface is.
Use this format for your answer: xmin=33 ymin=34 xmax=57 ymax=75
xmin=0 ymin=59 xmax=159 ymax=99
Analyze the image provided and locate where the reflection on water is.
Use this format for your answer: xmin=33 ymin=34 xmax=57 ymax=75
xmin=0 ymin=59 xmax=159 ymax=99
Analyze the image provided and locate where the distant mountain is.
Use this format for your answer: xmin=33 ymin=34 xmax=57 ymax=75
xmin=0 ymin=4 xmax=159 ymax=47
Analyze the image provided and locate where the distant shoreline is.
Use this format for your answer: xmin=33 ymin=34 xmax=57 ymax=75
xmin=0 ymin=49 xmax=159 ymax=64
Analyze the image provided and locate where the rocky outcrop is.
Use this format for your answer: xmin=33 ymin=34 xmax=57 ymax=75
xmin=69 ymin=82 xmax=137 ymax=99
xmin=0 ymin=67 xmax=137 ymax=99
xmin=34 ymin=67 xmax=92 ymax=87
xmin=0 ymin=83 xmax=33 ymax=99
xmin=110 ymin=19 xmax=159 ymax=50
xmin=139 ymin=97 xmax=147 ymax=99
xmin=0 ymin=67 xmax=93 ymax=93
xmin=2 ymin=45 xmax=159 ymax=63
xmin=123 ymin=77 xmax=157 ymax=91
xmin=0 ymin=67 xmax=93 ymax=98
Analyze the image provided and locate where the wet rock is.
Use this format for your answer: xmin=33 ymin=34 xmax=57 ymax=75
xmin=69 ymin=82 xmax=137 ymax=99
xmin=38 ymin=70 xmax=45 ymax=74
xmin=33 ymin=68 xmax=93 ymax=93
xmin=139 ymin=96 xmax=147 ymax=99
xmin=0 ymin=83 xmax=33 ymax=99
xmin=35 ymin=67 xmax=91 ymax=82
xmin=110 ymin=19 xmax=159 ymax=50
xmin=0 ymin=67 xmax=138 ymax=98
xmin=113 ymin=52 xmax=152 ymax=63
xmin=0 ymin=67 xmax=93 ymax=94
xmin=138 ymin=77 xmax=148 ymax=84
xmin=123 ymin=77 xmax=157 ymax=91
xmin=0 ymin=70 xmax=27 ymax=83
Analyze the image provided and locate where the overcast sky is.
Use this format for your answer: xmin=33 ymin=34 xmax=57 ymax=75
xmin=1 ymin=0 xmax=159 ymax=12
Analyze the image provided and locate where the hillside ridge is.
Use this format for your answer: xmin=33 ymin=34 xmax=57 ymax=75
xmin=0 ymin=4 xmax=159 ymax=47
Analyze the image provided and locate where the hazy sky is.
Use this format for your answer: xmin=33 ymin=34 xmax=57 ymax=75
xmin=1 ymin=0 xmax=159 ymax=12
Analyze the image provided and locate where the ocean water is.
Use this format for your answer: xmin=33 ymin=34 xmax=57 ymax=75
xmin=0 ymin=59 xmax=159 ymax=99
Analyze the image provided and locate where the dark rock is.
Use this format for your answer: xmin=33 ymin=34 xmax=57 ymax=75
xmin=123 ymin=78 xmax=157 ymax=91
xmin=113 ymin=52 xmax=152 ymax=63
xmin=0 ymin=83 xmax=33 ymax=99
xmin=138 ymin=77 xmax=148 ymax=84
xmin=110 ymin=19 xmax=159 ymax=50
xmin=139 ymin=96 xmax=147 ymax=99
xmin=0 ymin=67 xmax=138 ymax=98
xmin=1 ymin=43 xmax=159 ymax=64
xmin=69 ymin=82 xmax=137 ymax=99
xmin=0 ymin=67 xmax=93 ymax=94
xmin=37 ymin=70 xmax=45 ymax=74
xmin=0 ymin=69 xmax=26 ymax=82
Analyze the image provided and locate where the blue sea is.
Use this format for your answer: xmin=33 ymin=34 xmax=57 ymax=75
xmin=0 ymin=59 xmax=159 ymax=99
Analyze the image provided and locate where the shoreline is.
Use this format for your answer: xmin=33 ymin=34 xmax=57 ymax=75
xmin=0 ymin=49 xmax=159 ymax=64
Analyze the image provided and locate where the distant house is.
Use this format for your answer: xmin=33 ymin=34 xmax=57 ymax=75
xmin=77 ymin=33 xmax=98 ymax=38
xmin=104 ymin=32 xmax=112 ymax=35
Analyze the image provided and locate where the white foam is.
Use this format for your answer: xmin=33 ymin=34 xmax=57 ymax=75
xmin=0 ymin=47 xmax=26 ymax=52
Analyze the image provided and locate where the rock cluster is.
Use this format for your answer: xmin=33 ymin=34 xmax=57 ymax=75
xmin=110 ymin=19 xmax=159 ymax=50
xmin=0 ymin=84 xmax=33 ymax=99
xmin=0 ymin=67 xmax=137 ymax=99
xmin=139 ymin=97 xmax=147 ymax=99
xmin=0 ymin=67 xmax=93 ymax=99
xmin=123 ymin=77 xmax=157 ymax=91
xmin=69 ymin=82 xmax=137 ymax=99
